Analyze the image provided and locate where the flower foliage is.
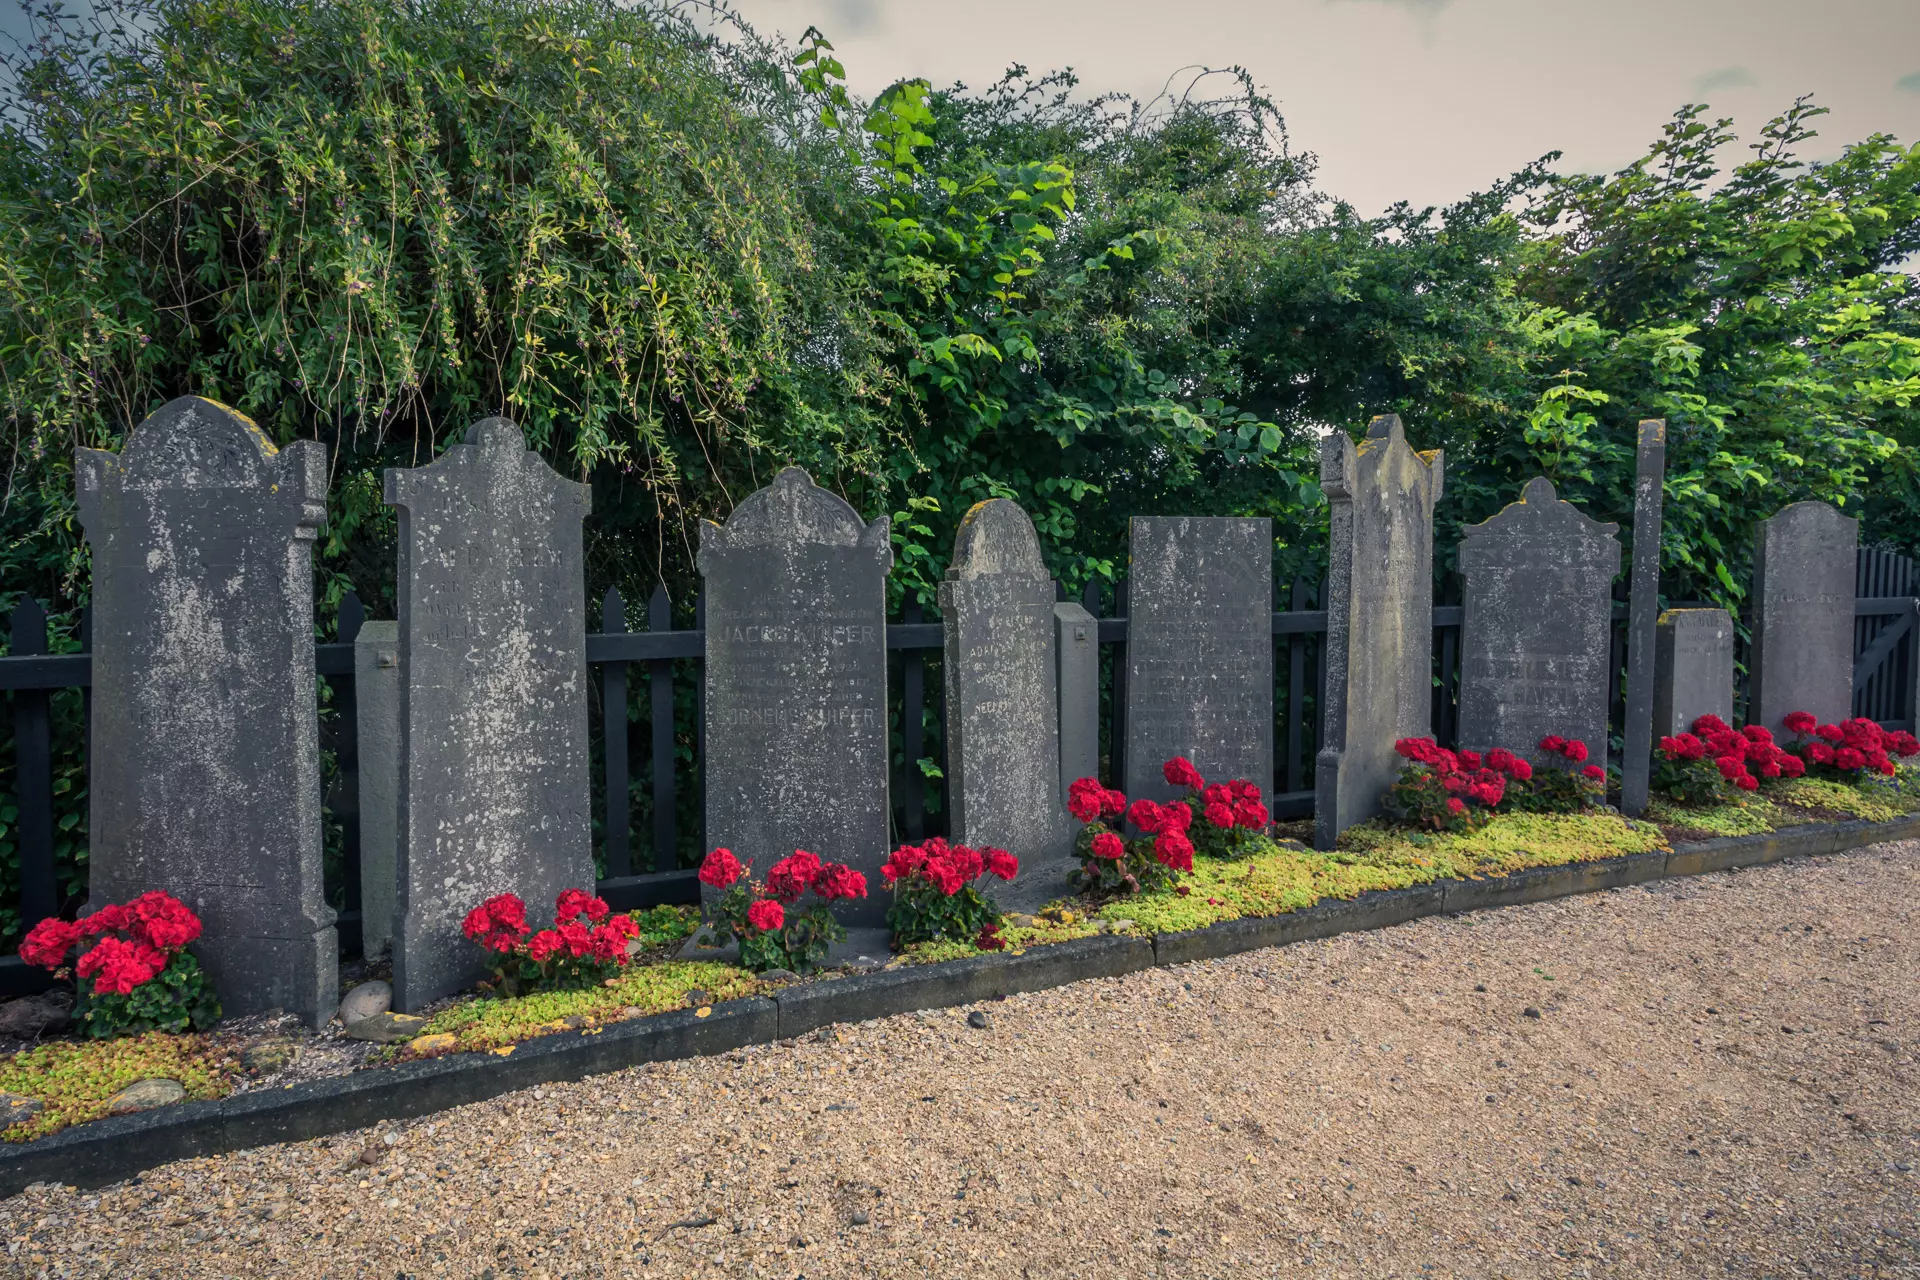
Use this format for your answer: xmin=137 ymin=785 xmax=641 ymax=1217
xmin=696 ymin=847 xmax=867 ymax=974
xmin=18 ymin=892 xmax=220 ymax=1038
xmin=1780 ymin=712 xmax=1918 ymax=781
xmin=881 ymin=837 xmax=1017 ymax=947
xmin=461 ymin=889 xmax=641 ymax=997
xmin=1655 ymin=713 xmax=1811 ymax=803
xmin=1385 ymin=736 xmax=1603 ymax=833
xmin=1063 ymin=761 xmax=1248 ymax=897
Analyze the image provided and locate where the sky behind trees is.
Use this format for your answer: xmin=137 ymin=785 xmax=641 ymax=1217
xmin=727 ymin=0 xmax=1920 ymax=217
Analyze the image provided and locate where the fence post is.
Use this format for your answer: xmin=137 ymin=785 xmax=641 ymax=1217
xmin=600 ymin=587 xmax=632 ymax=879
xmin=1621 ymin=419 xmax=1667 ymax=817
xmin=335 ymin=590 xmax=365 ymax=941
xmin=1286 ymin=577 xmax=1309 ymax=795
xmin=695 ymin=587 xmax=706 ymax=858
xmin=1111 ymin=579 xmax=1128 ymax=790
xmin=9 ymin=598 xmax=56 ymax=932
xmin=648 ymin=585 xmax=676 ymax=874
xmin=901 ymin=601 xmax=925 ymax=841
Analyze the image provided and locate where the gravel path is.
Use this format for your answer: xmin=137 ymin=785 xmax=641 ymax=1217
xmin=5 ymin=842 xmax=1917 ymax=1279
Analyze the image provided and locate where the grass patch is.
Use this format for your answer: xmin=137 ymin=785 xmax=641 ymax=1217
xmin=1769 ymin=776 xmax=1910 ymax=824
xmin=0 ymin=1033 xmax=235 ymax=1143
xmin=410 ymin=960 xmax=757 ymax=1055
xmin=1101 ymin=812 xmax=1671 ymax=936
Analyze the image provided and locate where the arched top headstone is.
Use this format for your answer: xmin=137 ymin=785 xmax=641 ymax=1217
xmin=947 ymin=499 xmax=1047 ymax=581
xmin=1321 ymin=413 xmax=1445 ymax=505
xmin=75 ymin=395 xmax=325 ymax=529
xmin=1763 ymin=499 xmax=1857 ymax=541
xmin=698 ymin=466 xmax=890 ymax=569
xmin=1462 ymin=476 xmax=1620 ymax=542
xmin=383 ymin=417 xmax=590 ymax=519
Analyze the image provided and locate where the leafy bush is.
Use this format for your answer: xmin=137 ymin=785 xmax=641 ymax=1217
xmin=880 ymin=838 xmax=1016 ymax=948
xmin=462 ymin=889 xmax=641 ymax=996
xmin=695 ymin=848 xmax=866 ymax=974
xmin=18 ymin=892 xmax=220 ymax=1037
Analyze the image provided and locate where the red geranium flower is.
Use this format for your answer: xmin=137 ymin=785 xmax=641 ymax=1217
xmin=1782 ymin=711 xmax=1817 ymax=735
xmin=1126 ymin=798 xmax=1164 ymax=833
xmin=1162 ymin=756 xmax=1206 ymax=791
xmin=746 ymin=898 xmax=785 ymax=932
xmin=1152 ymin=831 xmax=1195 ymax=874
xmin=1090 ymin=832 xmax=1125 ymax=860
xmin=1203 ymin=801 xmax=1235 ymax=829
xmin=698 ymin=848 xmax=744 ymax=889
xmin=1539 ymin=735 xmax=1566 ymax=753
xmin=813 ymin=864 xmax=869 ymax=901
xmin=1561 ymin=740 xmax=1589 ymax=763
xmin=1582 ymin=765 xmax=1605 ymax=781
xmin=767 ymin=851 xmax=825 ymax=903
xmin=1446 ymin=797 xmax=1465 ymax=815
xmin=983 ymin=849 xmax=1019 ymax=881
xmin=18 ymin=917 xmax=79 ymax=970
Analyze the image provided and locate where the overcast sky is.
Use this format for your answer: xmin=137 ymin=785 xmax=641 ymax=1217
xmin=725 ymin=0 xmax=1920 ymax=216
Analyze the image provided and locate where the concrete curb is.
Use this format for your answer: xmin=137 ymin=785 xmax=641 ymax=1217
xmin=5 ymin=811 xmax=1916 ymax=1196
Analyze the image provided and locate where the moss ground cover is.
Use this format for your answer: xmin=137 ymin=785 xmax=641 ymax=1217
xmin=0 ymin=1033 xmax=235 ymax=1142
xmin=407 ymin=960 xmax=759 ymax=1056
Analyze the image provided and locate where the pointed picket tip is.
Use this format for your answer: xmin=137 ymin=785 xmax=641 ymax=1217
xmin=601 ymin=584 xmax=626 ymax=634
xmin=8 ymin=595 xmax=46 ymax=655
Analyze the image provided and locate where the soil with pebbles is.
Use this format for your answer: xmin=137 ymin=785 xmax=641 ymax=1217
xmin=4 ymin=842 xmax=1916 ymax=1279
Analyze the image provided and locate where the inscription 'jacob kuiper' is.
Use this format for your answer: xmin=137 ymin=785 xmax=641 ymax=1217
xmin=700 ymin=468 xmax=892 ymax=926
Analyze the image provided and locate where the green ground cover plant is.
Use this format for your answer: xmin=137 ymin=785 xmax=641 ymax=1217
xmin=408 ymin=960 xmax=759 ymax=1056
xmin=0 ymin=1033 xmax=234 ymax=1142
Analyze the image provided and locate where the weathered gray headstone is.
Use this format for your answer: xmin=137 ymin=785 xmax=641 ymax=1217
xmin=1123 ymin=517 xmax=1273 ymax=804
xmin=938 ymin=500 xmax=1070 ymax=863
xmin=384 ymin=418 xmax=593 ymax=1011
xmin=1054 ymin=600 xmax=1100 ymax=798
xmin=1653 ymin=608 xmax=1734 ymax=738
xmin=699 ymin=468 xmax=891 ymax=925
xmin=1457 ymin=476 xmax=1622 ymax=764
xmin=75 ymin=395 xmax=336 ymax=1026
xmin=1315 ymin=414 xmax=1444 ymax=850
xmin=1750 ymin=500 xmax=1858 ymax=736
xmin=352 ymin=621 xmax=400 ymax=959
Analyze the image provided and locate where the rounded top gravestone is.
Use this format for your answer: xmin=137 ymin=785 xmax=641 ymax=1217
xmin=1750 ymin=500 xmax=1858 ymax=736
xmin=699 ymin=467 xmax=893 ymax=927
xmin=1455 ymin=475 xmax=1622 ymax=767
xmin=75 ymin=395 xmax=337 ymax=1026
xmin=948 ymin=499 xmax=1048 ymax=581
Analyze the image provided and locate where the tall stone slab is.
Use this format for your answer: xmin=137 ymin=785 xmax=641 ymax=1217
xmin=1750 ymin=501 xmax=1858 ymax=736
xmin=385 ymin=419 xmax=593 ymax=1011
xmin=1620 ymin=420 xmax=1667 ymax=817
xmin=1054 ymin=601 xmax=1100 ymax=798
xmin=353 ymin=621 xmax=400 ymax=959
xmin=939 ymin=500 xmax=1070 ymax=862
xmin=1123 ymin=517 xmax=1273 ymax=805
xmin=699 ymin=468 xmax=891 ymax=926
xmin=1653 ymin=608 xmax=1734 ymax=738
xmin=1315 ymin=414 xmax=1444 ymax=850
xmin=1457 ymin=477 xmax=1622 ymax=765
xmin=75 ymin=396 xmax=336 ymax=1025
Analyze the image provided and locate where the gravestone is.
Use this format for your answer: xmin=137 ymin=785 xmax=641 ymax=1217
xmin=1457 ymin=476 xmax=1622 ymax=765
xmin=939 ymin=500 xmax=1071 ymax=862
xmin=1750 ymin=500 xmax=1858 ymax=736
xmin=1123 ymin=517 xmax=1273 ymax=804
xmin=353 ymin=621 xmax=400 ymax=959
xmin=385 ymin=418 xmax=593 ymax=1010
xmin=699 ymin=468 xmax=892 ymax=926
xmin=1620 ymin=420 xmax=1667 ymax=817
xmin=75 ymin=395 xmax=336 ymax=1025
xmin=1054 ymin=600 xmax=1100 ymax=799
xmin=1315 ymin=414 xmax=1444 ymax=850
xmin=1653 ymin=608 xmax=1734 ymax=739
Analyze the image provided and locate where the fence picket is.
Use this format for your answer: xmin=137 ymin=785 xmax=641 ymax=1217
xmin=901 ymin=602 xmax=925 ymax=841
xmin=648 ymin=585 xmax=676 ymax=874
xmin=600 ymin=587 xmax=632 ymax=879
xmin=9 ymin=598 xmax=55 ymax=933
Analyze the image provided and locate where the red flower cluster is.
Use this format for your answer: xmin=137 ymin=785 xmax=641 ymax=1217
xmin=1661 ymin=714 xmax=1805 ymax=792
xmin=882 ymin=837 xmax=1018 ymax=896
xmin=1162 ymin=757 xmax=1271 ymax=831
xmin=697 ymin=845 xmax=868 ymax=947
xmin=746 ymin=898 xmax=785 ymax=932
xmin=463 ymin=888 xmax=639 ymax=970
xmin=19 ymin=891 xmax=204 ymax=995
xmin=1067 ymin=776 xmax=1127 ymax=824
xmin=1395 ymin=738 xmax=1531 ymax=812
xmin=1123 ymin=797 xmax=1196 ymax=872
xmin=1538 ymin=736 xmax=1589 ymax=764
xmin=697 ymin=847 xmax=743 ymax=889
xmin=1781 ymin=711 xmax=1918 ymax=777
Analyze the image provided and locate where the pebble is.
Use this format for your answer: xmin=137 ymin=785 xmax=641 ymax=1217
xmin=0 ymin=992 xmax=71 ymax=1040
xmin=342 ymin=1011 xmax=428 ymax=1043
xmin=337 ymin=980 xmax=392 ymax=1024
xmin=757 ymin=969 xmax=799 ymax=983
xmin=409 ymin=1033 xmax=458 ymax=1055
xmin=105 ymin=1078 xmax=185 ymax=1114
xmin=1522 ymin=1006 xmax=1542 ymax=1018
xmin=0 ymin=1092 xmax=44 ymax=1126
xmin=683 ymin=988 xmax=711 ymax=1007
xmin=967 ymin=1010 xmax=991 ymax=1030
xmin=241 ymin=1037 xmax=301 ymax=1074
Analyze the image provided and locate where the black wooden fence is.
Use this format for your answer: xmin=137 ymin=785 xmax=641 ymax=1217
xmin=3 ymin=549 xmax=1916 ymax=969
